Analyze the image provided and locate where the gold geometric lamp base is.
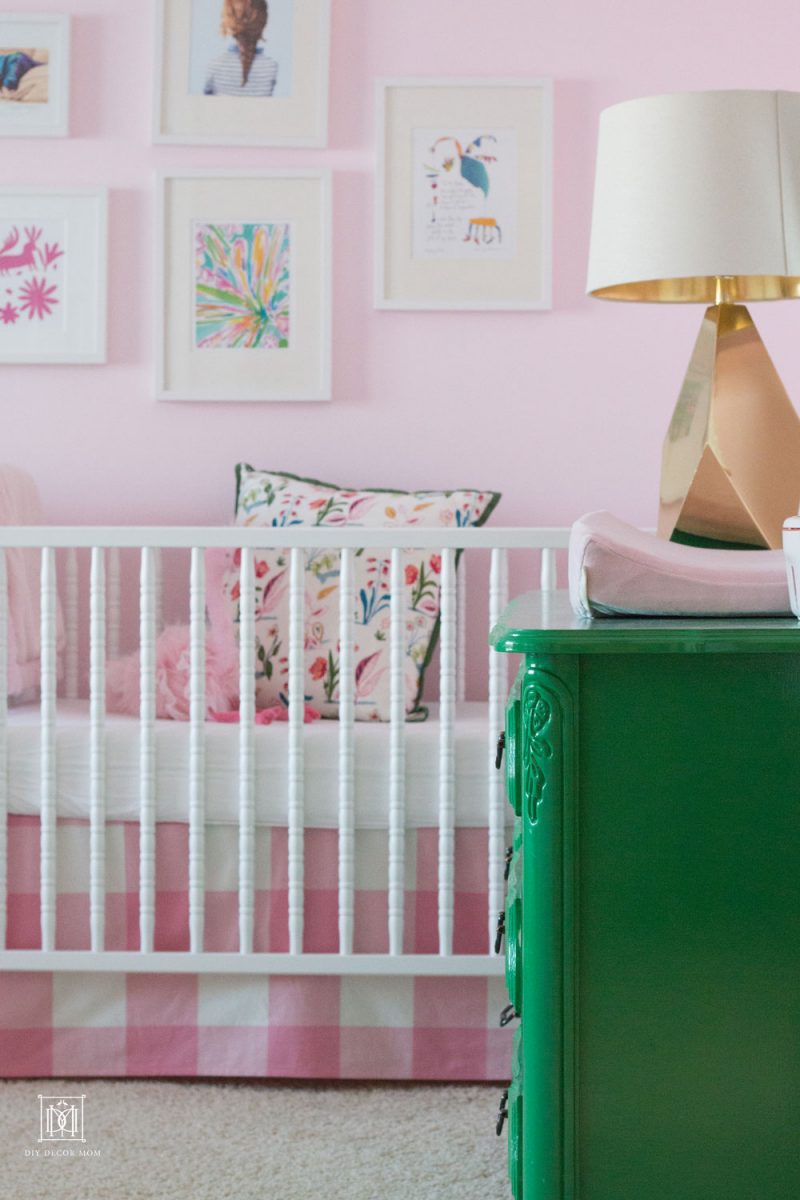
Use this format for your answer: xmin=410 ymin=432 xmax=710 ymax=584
xmin=658 ymin=303 xmax=800 ymax=549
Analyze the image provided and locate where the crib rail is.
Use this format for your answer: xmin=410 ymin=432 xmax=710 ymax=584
xmin=0 ymin=525 xmax=570 ymax=976
xmin=0 ymin=527 xmax=569 ymax=549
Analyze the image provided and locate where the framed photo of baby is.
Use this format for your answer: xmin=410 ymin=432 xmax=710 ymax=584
xmin=0 ymin=15 xmax=70 ymax=138
xmin=154 ymin=0 xmax=330 ymax=146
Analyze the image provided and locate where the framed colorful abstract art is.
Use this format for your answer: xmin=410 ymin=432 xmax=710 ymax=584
xmin=0 ymin=188 xmax=107 ymax=364
xmin=156 ymin=170 xmax=331 ymax=401
xmin=0 ymin=14 xmax=70 ymax=138
xmin=153 ymin=0 xmax=330 ymax=146
xmin=375 ymin=78 xmax=553 ymax=311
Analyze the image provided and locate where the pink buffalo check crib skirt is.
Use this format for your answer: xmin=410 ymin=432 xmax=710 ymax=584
xmin=0 ymin=817 xmax=512 ymax=1080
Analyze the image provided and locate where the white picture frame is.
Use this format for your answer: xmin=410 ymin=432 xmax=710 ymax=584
xmin=156 ymin=169 xmax=332 ymax=402
xmin=375 ymin=77 xmax=553 ymax=311
xmin=0 ymin=14 xmax=70 ymax=139
xmin=153 ymin=0 xmax=330 ymax=147
xmin=0 ymin=187 xmax=106 ymax=364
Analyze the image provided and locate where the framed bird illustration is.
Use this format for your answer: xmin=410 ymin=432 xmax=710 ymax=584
xmin=423 ymin=133 xmax=506 ymax=250
xmin=375 ymin=78 xmax=553 ymax=310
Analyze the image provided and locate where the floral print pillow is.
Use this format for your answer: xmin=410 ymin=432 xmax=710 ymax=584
xmin=210 ymin=467 xmax=501 ymax=722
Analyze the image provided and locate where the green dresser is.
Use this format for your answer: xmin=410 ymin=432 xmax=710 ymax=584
xmin=490 ymin=592 xmax=800 ymax=1200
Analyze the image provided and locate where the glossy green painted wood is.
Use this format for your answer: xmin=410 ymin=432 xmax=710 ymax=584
xmin=504 ymin=843 xmax=521 ymax=1011
xmin=518 ymin=658 xmax=579 ymax=1200
xmin=494 ymin=596 xmax=800 ymax=1200
xmin=573 ymin=651 xmax=800 ymax=1200
xmin=509 ymin=1024 xmax=524 ymax=1200
xmin=491 ymin=591 xmax=800 ymax=656
xmin=506 ymin=674 xmax=523 ymax=817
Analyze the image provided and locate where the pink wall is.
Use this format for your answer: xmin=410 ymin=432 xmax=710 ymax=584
xmin=6 ymin=0 xmax=800 ymax=532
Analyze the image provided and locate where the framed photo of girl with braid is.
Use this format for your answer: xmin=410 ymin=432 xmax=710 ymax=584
xmin=154 ymin=0 xmax=330 ymax=146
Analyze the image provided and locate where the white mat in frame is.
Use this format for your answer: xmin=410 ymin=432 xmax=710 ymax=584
xmin=156 ymin=169 xmax=331 ymax=402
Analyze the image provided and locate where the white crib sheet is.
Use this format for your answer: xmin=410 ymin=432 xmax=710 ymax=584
xmin=5 ymin=701 xmax=498 ymax=828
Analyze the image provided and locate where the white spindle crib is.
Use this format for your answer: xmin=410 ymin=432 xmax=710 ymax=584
xmin=0 ymin=526 xmax=569 ymax=981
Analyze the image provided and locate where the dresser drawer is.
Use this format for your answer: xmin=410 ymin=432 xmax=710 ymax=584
xmin=499 ymin=1030 xmax=523 ymax=1200
xmin=504 ymin=857 xmax=522 ymax=1016
xmin=504 ymin=675 xmax=523 ymax=817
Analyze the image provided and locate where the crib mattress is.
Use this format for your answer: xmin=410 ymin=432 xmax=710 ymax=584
xmin=5 ymin=700 xmax=496 ymax=828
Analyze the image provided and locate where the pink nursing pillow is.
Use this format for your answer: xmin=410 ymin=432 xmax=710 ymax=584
xmin=568 ymin=511 xmax=791 ymax=618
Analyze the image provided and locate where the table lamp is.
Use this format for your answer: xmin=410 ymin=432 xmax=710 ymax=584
xmin=586 ymin=89 xmax=800 ymax=548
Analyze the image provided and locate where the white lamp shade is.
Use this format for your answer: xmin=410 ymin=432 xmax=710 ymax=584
xmin=587 ymin=89 xmax=800 ymax=301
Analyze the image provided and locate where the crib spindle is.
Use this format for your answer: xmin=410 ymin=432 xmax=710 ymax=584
xmin=0 ymin=551 xmax=7 ymax=949
xmin=139 ymin=547 xmax=157 ymax=954
xmin=288 ymin=546 xmax=305 ymax=956
xmin=107 ymin=547 xmax=121 ymax=661
xmin=189 ymin=547 xmax=206 ymax=954
xmin=238 ymin=547 xmax=256 ymax=955
xmin=388 ymin=548 xmax=406 ymax=956
xmin=457 ymin=553 xmax=467 ymax=704
xmin=337 ymin=546 xmax=355 ymax=956
xmin=154 ymin=547 xmax=164 ymax=633
xmin=65 ymin=548 xmax=79 ymax=701
xmin=438 ymin=547 xmax=457 ymax=957
xmin=40 ymin=547 xmax=57 ymax=952
xmin=540 ymin=547 xmax=557 ymax=592
xmin=89 ymin=548 xmax=107 ymax=953
xmin=487 ymin=547 xmax=509 ymax=953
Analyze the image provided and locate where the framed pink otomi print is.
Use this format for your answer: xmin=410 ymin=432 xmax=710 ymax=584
xmin=0 ymin=187 xmax=107 ymax=364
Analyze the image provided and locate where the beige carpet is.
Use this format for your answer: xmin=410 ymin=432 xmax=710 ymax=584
xmin=0 ymin=1079 xmax=508 ymax=1200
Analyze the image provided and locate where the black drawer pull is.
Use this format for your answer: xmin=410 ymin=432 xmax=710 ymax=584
xmin=495 ymin=731 xmax=506 ymax=770
xmin=499 ymin=1003 xmax=519 ymax=1028
xmin=496 ymin=1088 xmax=509 ymax=1136
xmin=494 ymin=909 xmax=505 ymax=954
xmin=504 ymin=845 xmax=513 ymax=881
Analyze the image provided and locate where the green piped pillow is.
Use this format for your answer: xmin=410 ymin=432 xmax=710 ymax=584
xmin=213 ymin=466 xmax=500 ymax=721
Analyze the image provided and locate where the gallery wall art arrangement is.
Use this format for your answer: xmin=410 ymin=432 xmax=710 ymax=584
xmin=7 ymin=3 xmax=554 ymax=399
xmin=2 ymin=0 xmax=795 ymax=535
